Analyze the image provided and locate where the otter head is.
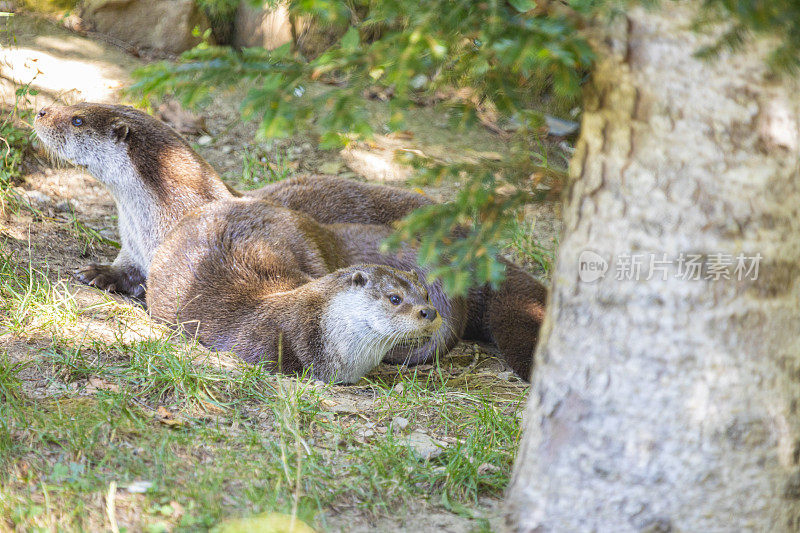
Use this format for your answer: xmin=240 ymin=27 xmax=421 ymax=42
xmin=345 ymin=265 xmax=442 ymax=341
xmin=321 ymin=264 xmax=442 ymax=384
xmin=34 ymin=103 xmax=144 ymax=178
xmin=33 ymin=102 xmax=215 ymax=202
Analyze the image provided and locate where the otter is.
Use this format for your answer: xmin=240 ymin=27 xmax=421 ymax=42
xmin=34 ymin=102 xmax=545 ymax=378
xmin=148 ymin=199 xmax=544 ymax=379
xmin=33 ymin=103 xmax=237 ymax=297
xmin=147 ymin=199 xmax=463 ymax=379
xmin=151 ymin=239 xmax=441 ymax=383
xmin=249 ymin=175 xmax=434 ymax=225
xmin=33 ymin=104 xmax=431 ymax=295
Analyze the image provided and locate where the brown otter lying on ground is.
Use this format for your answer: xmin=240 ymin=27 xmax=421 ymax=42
xmin=147 ymin=200 xmax=444 ymax=383
xmin=33 ymin=102 xmax=545 ymax=378
xmin=147 ymin=199 xmax=544 ymax=379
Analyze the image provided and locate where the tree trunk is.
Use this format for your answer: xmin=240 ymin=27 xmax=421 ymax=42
xmin=505 ymin=5 xmax=800 ymax=532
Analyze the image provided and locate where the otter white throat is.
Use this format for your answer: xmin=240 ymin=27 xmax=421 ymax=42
xmin=319 ymin=290 xmax=435 ymax=383
xmin=33 ymin=102 xmax=234 ymax=297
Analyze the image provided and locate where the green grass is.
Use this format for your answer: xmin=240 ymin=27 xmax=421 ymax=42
xmin=0 ymin=248 xmax=82 ymax=336
xmin=0 ymin=246 xmax=524 ymax=530
xmin=0 ymin=363 xmax=522 ymax=530
xmin=62 ymin=208 xmax=122 ymax=252
xmin=0 ymin=85 xmax=37 ymax=215
xmin=239 ymin=146 xmax=294 ymax=189
xmin=508 ymin=218 xmax=557 ymax=277
xmin=17 ymin=0 xmax=80 ymax=14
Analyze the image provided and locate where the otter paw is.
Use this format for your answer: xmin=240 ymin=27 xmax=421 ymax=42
xmin=74 ymin=263 xmax=145 ymax=298
xmin=74 ymin=263 xmax=122 ymax=292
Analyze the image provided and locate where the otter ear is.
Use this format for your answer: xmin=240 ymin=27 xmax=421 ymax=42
xmin=350 ymin=271 xmax=369 ymax=287
xmin=111 ymin=120 xmax=130 ymax=143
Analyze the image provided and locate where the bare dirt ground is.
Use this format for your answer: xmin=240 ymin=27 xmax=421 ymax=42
xmin=1 ymin=12 xmax=562 ymax=532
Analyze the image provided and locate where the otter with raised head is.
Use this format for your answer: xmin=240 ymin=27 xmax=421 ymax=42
xmin=33 ymin=103 xmax=237 ymax=297
xmin=33 ymin=103 xmax=433 ymax=295
xmin=34 ymin=102 xmax=545 ymax=378
xmin=147 ymin=200 xmax=443 ymax=383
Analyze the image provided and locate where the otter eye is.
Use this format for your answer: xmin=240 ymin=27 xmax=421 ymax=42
xmin=71 ymin=117 xmax=84 ymax=127
xmin=389 ymin=294 xmax=402 ymax=305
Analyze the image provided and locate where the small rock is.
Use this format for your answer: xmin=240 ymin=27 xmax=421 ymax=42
xmin=23 ymin=190 xmax=51 ymax=205
xmin=477 ymin=462 xmax=500 ymax=475
xmin=393 ymin=383 xmax=404 ymax=394
xmin=544 ymin=114 xmax=580 ymax=137
xmin=321 ymin=397 xmax=358 ymax=414
xmin=54 ymin=200 xmax=75 ymax=213
xmin=318 ymin=161 xmax=343 ymax=175
xmin=401 ymin=431 xmax=446 ymax=460
xmin=300 ymin=142 xmax=312 ymax=151
xmin=356 ymin=428 xmax=375 ymax=439
xmin=125 ymin=480 xmax=153 ymax=493
xmin=63 ymin=13 xmax=90 ymax=32
xmin=197 ymin=135 xmax=213 ymax=146
xmin=220 ymin=145 xmax=234 ymax=154
xmin=410 ymin=74 xmax=428 ymax=89
xmin=496 ymin=371 xmax=514 ymax=381
xmin=392 ymin=416 xmax=409 ymax=431
xmin=558 ymin=140 xmax=576 ymax=155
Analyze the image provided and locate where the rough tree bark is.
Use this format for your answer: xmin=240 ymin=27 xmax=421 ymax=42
xmin=505 ymin=5 xmax=800 ymax=532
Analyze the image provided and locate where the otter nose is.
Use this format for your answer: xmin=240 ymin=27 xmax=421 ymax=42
xmin=419 ymin=308 xmax=437 ymax=322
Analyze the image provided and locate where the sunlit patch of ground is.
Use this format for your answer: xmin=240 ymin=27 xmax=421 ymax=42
xmin=0 ymin=15 xmax=139 ymax=107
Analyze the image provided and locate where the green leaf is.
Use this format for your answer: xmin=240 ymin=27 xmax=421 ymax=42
xmin=508 ymin=0 xmax=536 ymax=13
xmin=341 ymin=26 xmax=359 ymax=51
xmin=214 ymin=512 xmax=315 ymax=533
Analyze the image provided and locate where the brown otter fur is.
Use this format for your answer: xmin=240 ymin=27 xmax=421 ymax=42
xmin=147 ymin=200 xmax=444 ymax=383
xmin=147 ymin=199 xmax=545 ymax=379
xmin=250 ymin=175 xmax=434 ymax=224
xmin=34 ymin=102 xmax=545 ymax=378
xmin=33 ymin=103 xmax=236 ymax=297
